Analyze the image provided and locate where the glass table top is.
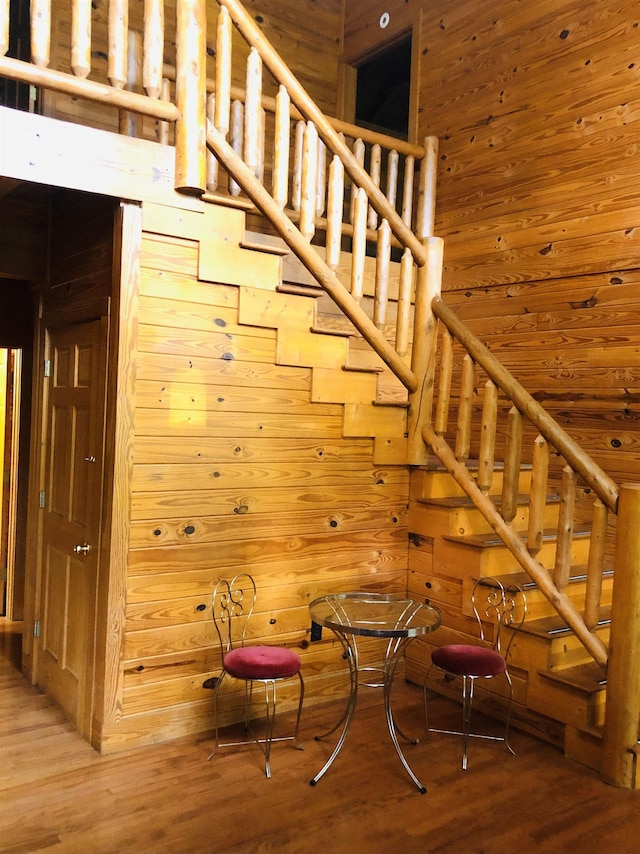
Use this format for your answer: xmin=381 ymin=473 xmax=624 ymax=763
xmin=309 ymin=591 xmax=441 ymax=638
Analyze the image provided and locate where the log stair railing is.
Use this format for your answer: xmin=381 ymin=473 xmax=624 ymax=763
xmin=2 ymin=0 xmax=640 ymax=788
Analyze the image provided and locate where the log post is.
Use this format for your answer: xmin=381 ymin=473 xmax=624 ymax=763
xmin=601 ymin=482 xmax=640 ymax=788
xmin=406 ymin=236 xmax=444 ymax=465
xmin=175 ymin=0 xmax=206 ymax=195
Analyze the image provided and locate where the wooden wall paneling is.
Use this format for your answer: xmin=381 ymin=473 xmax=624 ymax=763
xmin=342 ymin=0 xmax=418 ymax=64
xmin=113 ymin=210 xmax=412 ymax=744
xmin=0 ymin=198 xmax=48 ymax=281
xmin=127 ymin=505 xmax=408 ymax=550
xmin=93 ymin=201 xmax=141 ymax=747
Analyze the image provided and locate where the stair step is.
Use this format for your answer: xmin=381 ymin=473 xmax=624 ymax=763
xmin=411 ymin=462 xmax=535 ymax=500
xmin=242 ymin=230 xmax=290 ymax=255
xmin=202 ymin=191 xmax=254 ymax=211
xmin=409 ymin=493 xmax=560 ymax=538
xmin=433 ymin=527 xmax=592 ymax=577
xmin=521 ymin=605 xmax=611 ymax=640
xmin=416 ymin=493 xmax=559 ymax=509
xmin=539 ymin=661 xmax=607 ymax=694
xmin=441 ymin=526 xmax=591 ymax=549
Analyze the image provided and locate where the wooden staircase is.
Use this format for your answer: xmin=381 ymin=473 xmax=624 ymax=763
xmin=405 ymin=463 xmax=611 ymax=771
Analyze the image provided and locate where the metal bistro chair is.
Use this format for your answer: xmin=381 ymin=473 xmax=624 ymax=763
xmin=425 ymin=576 xmax=526 ymax=770
xmin=207 ymin=573 xmax=304 ymax=777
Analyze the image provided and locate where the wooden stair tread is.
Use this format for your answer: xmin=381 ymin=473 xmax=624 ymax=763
xmin=417 ymin=493 xmax=560 ymax=509
xmin=441 ymin=526 xmax=592 ymax=548
xmin=202 ymin=191 xmax=254 ymax=211
xmin=491 ymin=566 xmax=614 ymax=592
xmin=242 ymin=230 xmax=290 ymax=255
xmin=416 ymin=457 xmax=534 ymax=473
xmin=522 ymin=605 xmax=611 ymax=639
xmin=539 ymin=662 xmax=607 ymax=694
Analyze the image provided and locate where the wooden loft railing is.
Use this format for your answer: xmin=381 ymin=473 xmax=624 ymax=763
xmin=204 ymin=0 xmax=443 ymax=455
xmin=426 ymin=297 xmax=614 ymax=667
xmin=1 ymin=0 xmax=639 ymax=788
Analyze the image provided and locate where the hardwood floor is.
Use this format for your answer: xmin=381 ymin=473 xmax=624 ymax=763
xmin=2 ymin=621 xmax=640 ymax=854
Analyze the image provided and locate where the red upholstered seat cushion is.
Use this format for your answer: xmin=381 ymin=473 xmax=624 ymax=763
xmin=224 ymin=645 xmax=301 ymax=680
xmin=432 ymin=644 xmax=507 ymax=678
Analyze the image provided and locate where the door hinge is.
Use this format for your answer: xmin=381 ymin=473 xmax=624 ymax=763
xmin=39 ymin=490 xmax=46 ymax=509
xmin=33 ymin=620 xmax=40 ymax=638
xmin=44 ymin=359 xmax=51 ymax=378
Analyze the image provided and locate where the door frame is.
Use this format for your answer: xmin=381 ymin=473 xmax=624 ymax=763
xmin=338 ymin=7 xmax=421 ymax=144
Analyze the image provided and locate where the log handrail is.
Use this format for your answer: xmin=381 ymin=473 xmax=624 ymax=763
xmin=432 ymin=297 xmax=619 ymax=513
xmin=206 ymin=121 xmax=418 ymax=391
xmin=214 ymin=0 xmax=430 ymax=265
xmin=422 ymin=422 xmax=609 ymax=667
xmin=427 ymin=294 xmax=618 ymax=667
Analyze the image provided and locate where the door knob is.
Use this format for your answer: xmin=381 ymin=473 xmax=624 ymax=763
xmin=74 ymin=543 xmax=91 ymax=556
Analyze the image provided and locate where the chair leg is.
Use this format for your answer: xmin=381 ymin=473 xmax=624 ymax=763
xmin=207 ymin=671 xmax=228 ymax=761
xmin=461 ymin=675 xmax=474 ymax=771
xmin=262 ymin=680 xmax=277 ymax=779
xmin=503 ymin=669 xmax=516 ymax=757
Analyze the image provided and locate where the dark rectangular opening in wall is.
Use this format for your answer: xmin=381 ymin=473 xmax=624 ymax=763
xmin=355 ymin=37 xmax=411 ymax=140
xmin=0 ymin=0 xmax=38 ymax=112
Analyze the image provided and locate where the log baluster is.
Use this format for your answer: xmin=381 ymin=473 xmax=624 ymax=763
xmin=292 ymin=120 xmax=304 ymax=211
xmin=71 ymin=0 xmax=91 ymax=78
xmin=228 ymin=99 xmax=244 ymax=196
xmin=272 ymin=85 xmax=290 ymax=209
xmin=395 ymin=248 xmax=413 ymax=357
xmin=434 ymin=330 xmax=453 ymax=436
xmin=31 ymin=0 xmax=51 ymax=68
xmin=119 ymin=29 xmax=143 ymax=137
xmin=108 ymin=0 xmax=128 ymax=88
xmin=325 ymin=153 xmax=344 ymax=270
xmin=350 ymin=138 xmax=365 ymax=225
xmin=299 ymin=120 xmax=318 ymax=241
xmin=367 ymin=144 xmax=381 ymax=229
xmin=256 ymin=105 xmax=265 ymax=183
xmin=585 ymin=498 xmax=607 ymax=631
xmin=455 ymin=354 xmax=474 ymax=463
xmin=386 ymin=150 xmax=399 ymax=212
xmin=477 ymin=379 xmax=497 ymax=493
xmin=244 ymin=47 xmax=262 ymax=178
xmin=143 ymin=0 xmax=164 ymax=98
xmin=315 ymin=137 xmax=327 ymax=217
xmin=501 ymin=406 xmax=523 ymax=523
xmin=214 ymin=5 xmax=232 ymax=137
xmin=206 ymin=94 xmax=218 ymax=190
xmin=401 ymin=155 xmax=415 ymax=227
xmin=351 ymin=186 xmax=368 ymax=302
xmin=374 ymin=219 xmax=391 ymax=328
xmin=554 ymin=465 xmax=577 ymax=592
xmin=157 ymin=77 xmax=171 ymax=144
xmin=528 ymin=435 xmax=549 ymax=556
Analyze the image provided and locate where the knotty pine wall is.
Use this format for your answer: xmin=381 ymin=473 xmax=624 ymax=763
xmin=102 ymin=199 xmax=410 ymax=750
xmin=344 ymin=0 xmax=640 ymax=485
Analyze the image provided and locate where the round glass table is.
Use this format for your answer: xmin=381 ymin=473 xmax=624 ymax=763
xmin=308 ymin=591 xmax=441 ymax=794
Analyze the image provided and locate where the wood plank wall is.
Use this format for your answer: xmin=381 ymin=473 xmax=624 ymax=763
xmin=101 ymin=201 xmax=410 ymax=749
xmin=344 ymin=0 xmax=640 ymax=488
xmin=44 ymin=0 xmax=342 ymax=133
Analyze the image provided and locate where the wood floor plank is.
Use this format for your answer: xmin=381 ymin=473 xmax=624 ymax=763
xmin=1 ymin=621 xmax=640 ymax=854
